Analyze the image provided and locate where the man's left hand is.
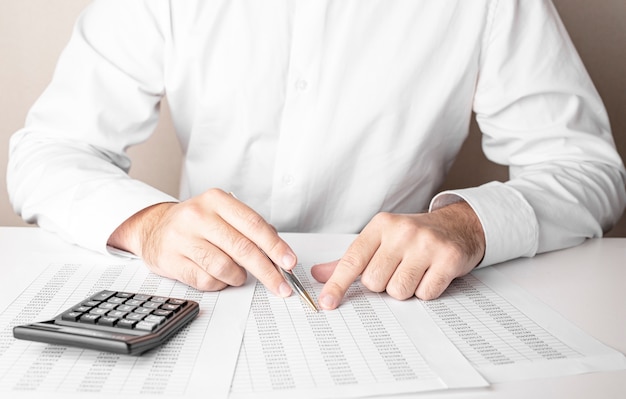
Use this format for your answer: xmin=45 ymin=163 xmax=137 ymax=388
xmin=310 ymin=200 xmax=485 ymax=309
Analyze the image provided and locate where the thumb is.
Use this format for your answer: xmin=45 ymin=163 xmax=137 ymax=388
xmin=310 ymin=260 xmax=340 ymax=283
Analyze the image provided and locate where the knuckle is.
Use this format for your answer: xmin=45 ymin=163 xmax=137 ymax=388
xmin=323 ymin=279 xmax=348 ymax=296
xmin=177 ymin=265 xmax=200 ymax=289
xmin=386 ymin=271 xmax=417 ymax=300
xmin=417 ymin=271 xmax=452 ymax=300
xmin=194 ymin=272 xmax=227 ymax=291
xmin=417 ymin=287 xmax=442 ymax=301
xmin=191 ymin=245 xmax=235 ymax=277
xmin=176 ymin=201 xmax=205 ymax=223
xmin=230 ymin=270 xmax=247 ymax=287
xmin=359 ymin=259 xmax=393 ymax=293
xmin=371 ymin=211 xmax=395 ymax=227
xmin=231 ymin=235 xmax=259 ymax=259
xmin=179 ymin=254 xmax=229 ymax=291
xmin=339 ymin=252 xmax=364 ymax=274
xmin=386 ymin=287 xmax=413 ymax=301
xmin=188 ymin=246 xmax=247 ymax=289
xmin=242 ymin=211 xmax=266 ymax=232
xmin=255 ymin=264 xmax=281 ymax=289
xmin=264 ymin=236 xmax=285 ymax=256
xmin=396 ymin=218 xmax=421 ymax=238
xmin=360 ymin=271 xmax=386 ymax=293
xmin=208 ymin=256 xmax=233 ymax=277
xmin=202 ymin=187 xmax=225 ymax=200
xmin=191 ymin=245 xmax=216 ymax=269
xmin=429 ymin=268 xmax=453 ymax=287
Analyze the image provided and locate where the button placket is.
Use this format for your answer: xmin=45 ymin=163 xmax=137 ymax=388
xmin=270 ymin=2 xmax=328 ymax=228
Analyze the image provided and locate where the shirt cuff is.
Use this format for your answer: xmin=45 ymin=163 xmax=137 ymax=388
xmin=429 ymin=181 xmax=539 ymax=267
xmin=66 ymin=179 xmax=179 ymax=256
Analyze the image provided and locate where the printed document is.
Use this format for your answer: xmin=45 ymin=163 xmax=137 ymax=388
xmin=0 ymin=262 xmax=254 ymax=399
xmin=416 ymin=268 xmax=626 ymax=382
xmin=1 ymin=232 xmax=625 ymax=399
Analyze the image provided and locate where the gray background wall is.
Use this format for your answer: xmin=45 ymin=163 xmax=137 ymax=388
xmin=1 ymin=0 xmax=625 ymax=236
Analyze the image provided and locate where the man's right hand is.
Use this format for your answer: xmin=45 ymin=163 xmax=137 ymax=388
xmin=107 ymin=188 xmax=296 ymax=297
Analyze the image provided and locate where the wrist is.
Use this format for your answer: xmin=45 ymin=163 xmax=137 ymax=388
xmin=433 ymin=200 xmax=486 ymax=267
xmin=107 ymin=202 xmax=176 ymax=256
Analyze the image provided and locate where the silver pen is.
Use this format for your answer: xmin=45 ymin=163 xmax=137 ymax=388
xmin=274 ymin=260 xmax=319 ymax=312
xmin=229 ymin=192 xmax=318 ymax=312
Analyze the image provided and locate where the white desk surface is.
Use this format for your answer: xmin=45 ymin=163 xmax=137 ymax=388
xmin=1 ymin=226 xmax=624 ymax=398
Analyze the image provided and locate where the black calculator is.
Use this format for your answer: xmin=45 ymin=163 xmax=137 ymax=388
xmin=13 ymin=290 xmax=199 ymax=355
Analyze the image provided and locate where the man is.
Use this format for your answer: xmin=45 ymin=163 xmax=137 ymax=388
xmin=8 ymin=0 xmax=625 ymax=310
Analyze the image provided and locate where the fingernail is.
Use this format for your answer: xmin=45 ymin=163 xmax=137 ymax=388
xmin=319 ymin=293 xmax=338 ymax=310
xmin=278 ymin=282 xmax=292 ymax=298
xmin=282 ymin=253 xmax=296 ymax=269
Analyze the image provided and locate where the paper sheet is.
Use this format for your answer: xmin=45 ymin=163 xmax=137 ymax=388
xmin=2 ymin=235 xmax=625 ymax=399
xmin=0 ymin=262 xmax=254 ymax=399
xmin=229 ymin=264 xmax=488 ymax=398
xmin=0 ymin=260 xmax=486 ymax=399
xmin=229 ymin=260 xmax=626 ymax=397
xmin=417 ymin=268 xmax=626 ymax=382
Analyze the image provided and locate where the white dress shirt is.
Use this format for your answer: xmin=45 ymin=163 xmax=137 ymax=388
xmin=8 ymin=0 xmax=626 ymax=267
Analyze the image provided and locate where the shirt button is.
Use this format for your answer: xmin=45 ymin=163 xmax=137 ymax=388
xmin=282 ymin=175 xmax=295 ymax=186
xmin=295 ymin=79 xmax=308 ymax=91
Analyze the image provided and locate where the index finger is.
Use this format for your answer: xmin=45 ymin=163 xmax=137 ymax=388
xmin=221 ymin=191 xmax=297 ymax=270
xmin=209 ymin=190 xmax=296 ymax=297
xmin=317 ymin=234 xmax=379 ymax=310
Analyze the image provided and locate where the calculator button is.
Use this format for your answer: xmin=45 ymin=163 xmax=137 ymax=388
xmin=62 ymin=311 xmax=83 ymax=322
xmin=107 ymin=297 xmax=126 ymax=304
xmin=150 ymin=296 xmax=168 ymax=303
xmin=168 ymin=299 xmax=186 ymax=305
xmin=98 ymin=302 xmax=117 ymax=310
xmin=107 ymin=310 xmax=128 ymax=318
xmin=115 ymin=292 xmax=134 ymax=298
xmin=135 ymin=321 xmax=158 ymax=332
xmin=142 ymin=301 xmax=161 ymax=309
xmin=133 ymin=294 xmax=151 ymax=301
xmin=89 ymin=308 xmax=109 ymax=316
xmin=83 ymin=301 xmax=101 ymax=307
xmin=126 ymin=313 xmax=146 ymax=321
xmin=144 ymin=315 xmax=166 ymax=325
xmin=74 ymin=306 xmax=92 ymax=312
xmin=125 ymin=299 xmax=144 ymax=307
xmin=116 ymin=305 xmax=137 ymax=312
xmin=117 ymin=319 xmax=137 ymax=329
xmin=161 ymin=304 xmax=181 ymax=312
xmin=92 ymin=290 xmax=116 ymax=301
xmin=98 ymin=316 xmax=119 ymax=327
xmin=152 ymin=309 xmax=173 ymax=318
xmin=134 ymin=307 xmax=153 ymax=315
xmin=79 ymin=314 xmax=100 ymax=324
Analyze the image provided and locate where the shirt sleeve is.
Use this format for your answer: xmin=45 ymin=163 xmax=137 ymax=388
xmin=7 ymin=0 xmax=177 ymax=255
xmin=432 ymin=0 xmax=626 ymax=267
